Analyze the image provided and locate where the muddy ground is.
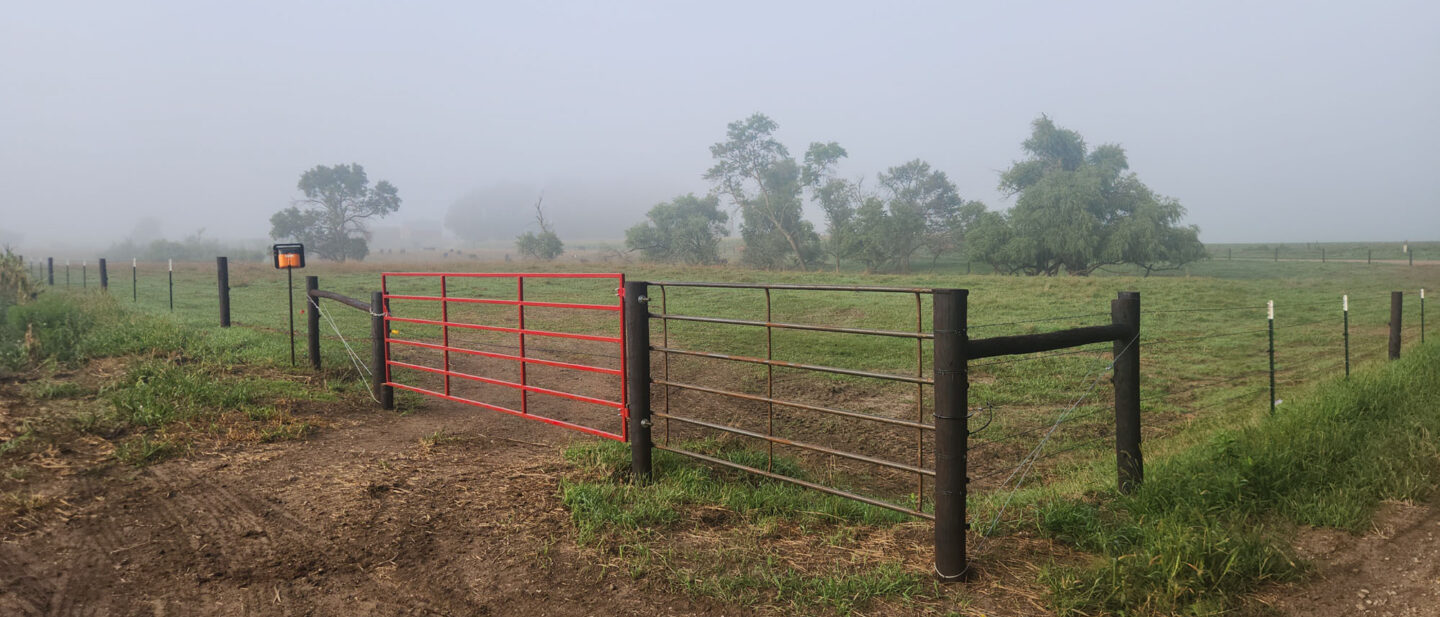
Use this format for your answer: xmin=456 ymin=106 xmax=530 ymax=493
xmin=1 ymin=357 xmax=1432 ymax=616
xmin=0 ymin=397 xmax=730 ymax=616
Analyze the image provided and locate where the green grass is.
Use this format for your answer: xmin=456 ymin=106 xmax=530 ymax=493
xmin=560 ymin=439 xmax=929 ymax=614
xmin=1038 ymin=341 xmax=1440 ymax=615
xmin=562 ymin=439 xmax=909 ymax=544
xmin=0 ymin=293 xmax=347 ymax=466
xmin=16 ymin=250 xmax=1440 ymax=613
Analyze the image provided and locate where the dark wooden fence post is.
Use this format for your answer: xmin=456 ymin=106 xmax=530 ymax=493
xmin=371 ymin=291 xmax=394 ymax=409
xmin=1390 ymin=291 xmax=1403 ymax=360
xmin=132 ymin=258 xmax=137 ymax=302
xmin=1112 ymin=291 xmax=1142 ymax=493
xmin=306 ymin=276 xmax=321 ymax=370
xmin=46 ymin=258 xmax=54 ymax=285
xmin=216 ymin=257 xmax=231 ymax=327
xmin=624 ymin=280 xmax=653 ymax=481
xmin=932 ymin=288 xmax=968 ymax=581
xmin=98 ymin=258 xmax=108 ymax=291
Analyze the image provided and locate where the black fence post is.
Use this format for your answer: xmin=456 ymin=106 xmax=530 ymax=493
xmin=98 ymin=258 xmax=108 ymax=291
xmin=1112 ymin=291 xmax=1142 ymax=493
xmin=1421 ymin=289 xmax=1426 ymax=345
xmin=1268 ymin=301 xmax=1276 ymax=412
xmin=932 ymin=288 xmax=968 ymax=581
xmin=371 ymin=291 xmax=394 ymax=410
xmin=1274 ymin=247 xmax=1279 ymax=262
xmin=132 ymin=258 xmax=137 ymax=302
xmin=1343 ymin=295 xmax=1350 ymax=378
xmin=1389 ymin=291 xmax=1403 ymax=360
xmin=65 ymin=260 xmax=70 ymax=287
xmin=46 ymin=258 xmax=54 ymax=286
xmin=306 ymin=276 xmax=321 ymax=370
xmin=216 ymin=257 xmax=231 ymax=327
xmin=168 ymin=260 xmax=174 ymax=312
xmin=624 ymin=280 xmax=652 ymax=481
xmin=82 ymin=260 xmax=87 ymax=288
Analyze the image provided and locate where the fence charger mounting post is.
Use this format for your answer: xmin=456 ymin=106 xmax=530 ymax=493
xmin=272 ymin=243 xmax=306 ymax=366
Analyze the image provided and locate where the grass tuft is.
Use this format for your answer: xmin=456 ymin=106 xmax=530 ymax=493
xmin=1040 ymin=342 xmax=1440 ymax=614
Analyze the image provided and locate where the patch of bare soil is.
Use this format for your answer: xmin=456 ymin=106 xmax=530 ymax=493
xmin=0 ymin=396 xmax=730 ymax=616
xmin=1261 ymin=499 xmax=1440 ymax=617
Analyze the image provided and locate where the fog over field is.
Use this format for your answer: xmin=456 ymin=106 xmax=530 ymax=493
xmin=2 ymin=1 xmax=1437 ymax=251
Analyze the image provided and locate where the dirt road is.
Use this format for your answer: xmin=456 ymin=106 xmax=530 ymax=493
xmin=1264 ymin=500 xmax=1440 ymax=616
xmin=0 ymin=402 xmax=724 ymax=617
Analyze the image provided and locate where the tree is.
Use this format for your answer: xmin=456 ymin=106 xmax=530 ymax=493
xmin=812 ymin=176 xmax=864 ymax=271
xmin=515 ymin=197 xmax=564 ymax=260
xmin=624 ymin=194 xmax=729 ymax=264
xmin=968 ymin=116 xmax=1204 ymax=275
xmin=705 ymin=113 xmax=824 ymax=269
xmin=269 ymin=163 xmax=400 ymax=262
xmin=841 ymin=160 xmax=983 ymax=273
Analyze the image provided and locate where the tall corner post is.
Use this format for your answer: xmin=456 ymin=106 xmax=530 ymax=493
xmin=216 ymin=256 xmax=231 ymax=327
xmin=305 ymin=276 xmax=321 ymax=370
xmin=1389 ymin=291 xmax=1403 ymax=360
xmin=623 ymin=280 xmax=653 ymax=482
xmin=46 ymin=258 xmax=54 ymax=286
xmin=1112 ymin=291 xmax=1142 ymax=494
xmin=932 ymin=288 xmax=969 ymax=581
xmin=371 ymin=291 xmax=394 ymax=409
xmin=98 ymin=258 xmax=108 ymax=291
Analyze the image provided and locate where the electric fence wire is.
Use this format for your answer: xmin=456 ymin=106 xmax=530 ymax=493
xmin=968 ymin=342 xmax=1112 ymax=368
xmin=1144 ymin=304 xmax=1267 ymax=314
xmin=968 ymin=403 xmax=1109 ymax=454
xmin=1139 ymin=373 xmax=1259 ymax=404
xmin=313 ymin=298 xmax=382 ymax=404
xmin=968 ymin=333 xmax=1140 ymax=562
xmin=968 ymin=312 xmax=1113 ymax=330
xmin=1143 ymin=327 xmax=1268 ymax=346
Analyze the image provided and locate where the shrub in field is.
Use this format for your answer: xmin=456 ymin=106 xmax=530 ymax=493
xmin=624 ymin=194 xmax=729 ymax=265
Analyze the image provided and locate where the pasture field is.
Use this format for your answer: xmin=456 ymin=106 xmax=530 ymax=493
xmin=2 ymin=254 xmax=1438 ymax=616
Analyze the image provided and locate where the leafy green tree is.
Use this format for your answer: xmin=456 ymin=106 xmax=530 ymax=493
xmin=515 ymin=198 xmax=564 ymax=260
xmin=841 ymin=160 xmax=982 ymax=273
xmin=705 ymin=113 xmax=824 ymax=270
xmin=969 ymin=116 xmax=1204 ymax=275
xmin=269 ymin=163 xmax=400 ymax=262
xmin=812 ymin=177 xmax=864 ymax=271
xmin=625 ymin=194 xmax=729 ymax=264
xmin=803 ymin=142 xmax=862 ymax=271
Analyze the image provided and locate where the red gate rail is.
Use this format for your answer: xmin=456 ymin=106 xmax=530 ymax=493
xmin=380 ymin=272 xmax=627 ymax=441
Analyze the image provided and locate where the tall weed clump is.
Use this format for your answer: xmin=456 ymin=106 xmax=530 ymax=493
xmin=1042 ymin=343 xmax=1440 ymax=614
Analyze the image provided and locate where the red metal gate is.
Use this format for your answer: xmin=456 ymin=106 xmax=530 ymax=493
xmin=380 ymin=272 xmax=627 ymax=441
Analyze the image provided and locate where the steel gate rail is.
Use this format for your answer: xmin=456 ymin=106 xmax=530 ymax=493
xmin=381 ymin=272 xmax=628 ymax=441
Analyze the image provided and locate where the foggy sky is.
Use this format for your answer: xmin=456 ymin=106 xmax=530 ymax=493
xmin=3 ymin=1 xmax=1438 ymax=252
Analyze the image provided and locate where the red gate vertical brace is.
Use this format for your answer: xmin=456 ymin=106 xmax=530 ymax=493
xmin=517 ymin=276 xmax=528 ymax=415
xmin=441 ymin=276 xmax=451 ymax=396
